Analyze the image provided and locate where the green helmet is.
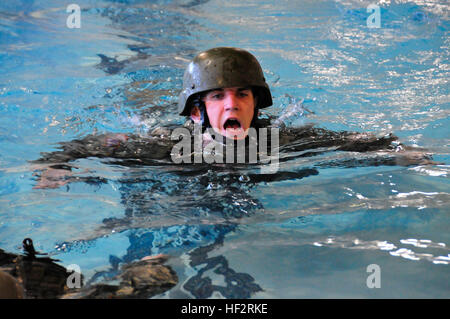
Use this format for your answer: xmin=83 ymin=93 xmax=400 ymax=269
xmin=178 ymin=47 xmax=273 ymax=116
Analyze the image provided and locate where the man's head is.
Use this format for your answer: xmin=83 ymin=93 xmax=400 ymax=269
xmin=190 ymin=87 xmax=255 ymax=140
xmin=178 ymin=47 xmax=272 ymax=139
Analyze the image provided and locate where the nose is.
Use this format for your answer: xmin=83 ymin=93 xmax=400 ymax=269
xmin=224 ymin=92 xmax=239 ymax=111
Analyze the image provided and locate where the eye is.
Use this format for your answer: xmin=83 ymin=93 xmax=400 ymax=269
xmin=207 ymin=92 xmax=224 ymax=100
xmin=238 ymin=90 xmax=250 ymax=98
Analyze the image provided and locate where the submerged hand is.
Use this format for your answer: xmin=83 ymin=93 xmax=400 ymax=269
xmin=393 ymin=150 xmax=442 ymax=166
xmin=104 ymin=133 xmax=128 ymax=148
xmin=33 ymin=167 xmax=77 ymax=189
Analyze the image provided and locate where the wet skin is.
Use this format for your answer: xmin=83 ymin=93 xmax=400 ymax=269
xmin=190 ymin=87 xmax=255 ymax=140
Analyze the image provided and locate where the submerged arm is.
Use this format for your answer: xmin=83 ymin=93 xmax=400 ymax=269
xmin=272 ymin=125 xmax=438 ymax=180
xmin=31 ymin=131 xmax=175 ymax=189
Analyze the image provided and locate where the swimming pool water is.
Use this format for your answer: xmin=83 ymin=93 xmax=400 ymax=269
xmin=0 ymin=0 xmax=449 ymax=298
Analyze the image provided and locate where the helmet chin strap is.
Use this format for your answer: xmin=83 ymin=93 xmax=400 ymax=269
xmin=190 ymin=96 xmax=211 ymax=132
xmin=200 ymin=107 xmax=212 ymax=133
xmin=250 ymin=93 xmax=259 ymax=128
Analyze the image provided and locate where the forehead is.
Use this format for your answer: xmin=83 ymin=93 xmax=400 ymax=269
xmin=206 ymin=87 xmax=251 ymax=94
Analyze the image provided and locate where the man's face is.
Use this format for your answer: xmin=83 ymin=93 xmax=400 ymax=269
xmin=192 ymin=87 xmax=255 ymax=140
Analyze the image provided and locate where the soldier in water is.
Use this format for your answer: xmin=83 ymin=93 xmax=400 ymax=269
xmin=30 ymin=47 xmax=434 ymax=298
xmin=33 ymin=47 xmax=431 ymax=188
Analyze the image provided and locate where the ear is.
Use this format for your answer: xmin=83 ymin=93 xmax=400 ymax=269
xmin=190 ymin=106 xmax=202 ymax=124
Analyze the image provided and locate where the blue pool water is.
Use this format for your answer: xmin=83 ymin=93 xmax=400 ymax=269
xmin=0 ymin=0 xmax=449 ymax=298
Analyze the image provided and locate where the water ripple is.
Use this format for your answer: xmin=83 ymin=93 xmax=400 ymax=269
xmin=313 ymin=236 xmax=449 ymax=264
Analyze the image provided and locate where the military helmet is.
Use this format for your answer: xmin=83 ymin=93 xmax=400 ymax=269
xmin=178 ymin=47 xmax=273 ymax=116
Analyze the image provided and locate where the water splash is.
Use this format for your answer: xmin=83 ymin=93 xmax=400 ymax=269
xmin=271 ymin=95 xmax=314 ymax=128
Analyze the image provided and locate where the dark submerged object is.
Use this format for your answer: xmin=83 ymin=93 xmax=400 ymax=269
xmin=16 ymin=238 xmax=68 ymax=298
xmin=0 ymin=270 xmax=24 ymax=299
xmin=0 ymin=238 xmax=68 ymax=298
xmin=63 ymin=255 xmax=178 ymax=299
xmin=0 ymin=238 xmax=178 ymax=299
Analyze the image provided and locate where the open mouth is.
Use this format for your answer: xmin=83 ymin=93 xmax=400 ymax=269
xmin=223 ymin=118 xmax=242 ymax=130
